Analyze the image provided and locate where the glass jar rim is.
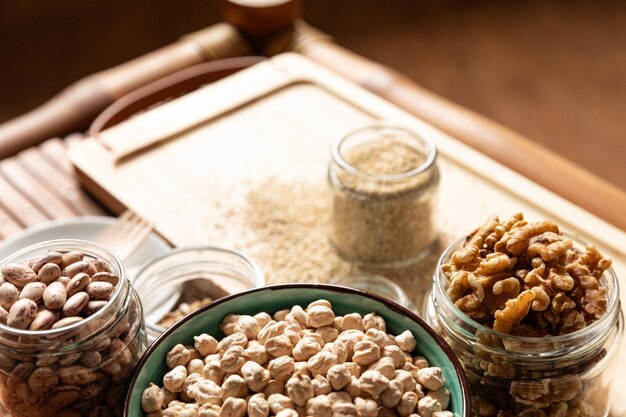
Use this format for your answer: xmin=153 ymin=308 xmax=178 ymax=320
xmin=133 ymin=245 xmax=264 ymax=342
xmin=0 ymin=238 xmax=126 ymax=338
xmin=434 ymin=234 xmax=621 ymax=346
xmin=133 ymin=245 xmax=265 ymax=288
xmin=331 ymin=123 xmax=437 ymax=182
xmin=330 ymin=274 xmax=413 ymax=309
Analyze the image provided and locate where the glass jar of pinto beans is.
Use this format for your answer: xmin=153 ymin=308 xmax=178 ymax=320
xmin=0 ymin=239 xmax=147 ymax=417
xmin=425 ymin=215 xmax=624 ymax=417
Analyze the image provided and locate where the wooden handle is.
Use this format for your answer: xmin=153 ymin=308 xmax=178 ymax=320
xmin=0 ymin=23 xmax=250 ymax=160
xmin=264 ymin=22 xmax=626 ymax=232
xmin=89 ymin=56 xmax=266 ymax=137
xmin=221 ymin=0 xmax=302 ymax=39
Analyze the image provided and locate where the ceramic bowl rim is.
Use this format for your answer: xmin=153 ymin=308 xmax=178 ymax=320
xmin=124 ymin=282 xmax=471 ymax=416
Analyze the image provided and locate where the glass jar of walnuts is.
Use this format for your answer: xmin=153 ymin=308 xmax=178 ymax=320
xmin=0 ymin=239 xmax=147 ymax=417
xmin=425 ymin=215 xmax=623 ymax=417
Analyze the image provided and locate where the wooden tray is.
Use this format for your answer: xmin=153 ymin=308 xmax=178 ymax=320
xmin=69 ymin=53 xmax=626 ymax=413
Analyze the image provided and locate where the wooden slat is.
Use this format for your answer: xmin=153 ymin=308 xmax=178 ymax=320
xmin=38 ymin=138 xmax=73 ymax=174
xmin=0 ymin=158 xmax=76 ymax=219
xmin=0 ymin=207 xmax=24 ymax=240
xmin=17 ymin=147 xmax=107 ymax=216
xmin=0 ymin=174 xmax=48 ymax=226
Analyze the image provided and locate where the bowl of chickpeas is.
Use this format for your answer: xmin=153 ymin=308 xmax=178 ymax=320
xmin=125 ymin=283 xmax=470 ymax=417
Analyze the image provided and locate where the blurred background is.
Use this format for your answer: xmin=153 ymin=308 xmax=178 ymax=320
xmin=1 ymin=0 xmax=624 ymax=190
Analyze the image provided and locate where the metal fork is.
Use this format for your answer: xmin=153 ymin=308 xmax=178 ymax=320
xmin=94 ymin=210 xmax=154 ymax=261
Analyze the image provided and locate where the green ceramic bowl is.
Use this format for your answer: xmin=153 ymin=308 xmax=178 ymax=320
xmin=125 ymin=283 xmax=470 ymax=417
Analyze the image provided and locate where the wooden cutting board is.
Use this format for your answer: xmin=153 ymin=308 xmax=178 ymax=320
xmin=68 ymin=53 xmax=626 ymax=414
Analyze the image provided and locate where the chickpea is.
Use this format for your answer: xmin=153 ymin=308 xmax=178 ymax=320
xmin=222 ymin=374 xmax=249 ymax=398
xmin=268 ymin=356 xmax=295 ymax=382
xmin=427 ymin=388 xmax=450 ymax=410
xmin=221 ymin=398 xmax=246 ymax=417
xmin=394 ymin=370 xmax=417 ymax=393
xmin=359 ymin=370 xmax=389 ymax=397
xmin=412 ymin=356 xmax=429 ymax=370
xmin=417 ymin=395 xmax=442 ymax=417
xmin=233 ymin=315 xmax=261 ymax=340
xmin=219 ymin=314 xmax=239 ymax=336
xmin=315 ymin=326 xmax=339 ymax=343
xmin=344 ymin=376 xmax=364 ymax=399
xmin=202 ymin=360 xmax=225 ymax=385
xmin=326 ymin=363 xmax=352 ymax=391
xmin=352 ymin=340 xmax=381 ymax=366
xmin=190 ymin=379 xmax=222 ymax=406
xmin=285 ymin=373 xmax=314 ymax=406
xmin=285 ymin=305 xmax=308 ymax=328
xmin=332 ymin=401 xmax=358 ymax=417
xmin=164 ymin=365 xmax=188 ymax=393
xmin=397 ymin=391 xmax=419 ymax=417
xmin=327 ymin=391 xmax=352 ymax=404
xmin=264 ymin=379 xmax=284 ymax=397
xmin=363 ymin=312 xmax=386 ymax=332
xmin=363 ymin=329 xmax=387 ymax=351
xmin=267 ymin=393 xmax=294 ymax=414
xmin=167 ymin=345 xmax=191 ymax=369
xmin=265 ymin=335 xmax=294 ymax=357
xmin=306 ymin=395 xmax=332 ymax=417
xmin=307 ymin=300 xmax=332 ymax=310
xmin=273 ymin=309 xmax=290 ymax=321
xmin=220 ymin=345 xmax=247 ymax=374
xmin=367 ymin=357 xmax=395 ymax=380
xmin=241 ymin=361 xmax=271 ymax=392
xmin=306 ymin=305 xmax=335 ymax=328
xmin=416 ymin=367 xmax=445 ymax=391
xmin=303 ymin=331 xmax=325 ymax=346
xmin=217 ymin=333 xmax=248 ymax=355
xmin=381 ymin=345 xmax=406 ymax=369
xmin=198 ymin=404 xmax=221 ymax=417
xmin=380 ymin=379 xmax=404 ymax=408
xmin=254 ymin=312 xmax=272 ymax=328
xmin=248 ymin=393 xmax=270 ymax=417
xmin=194 ymin=334 xmax=218 ymax=357
xmin=394 ymin=331 xmax=417 ymax=353
xmin=331 ymin=340 xmax=349 ymax=364
xmin=354 ymin=397 xmax=378 ymax=417
xmin=187 ymin=359 xmax=205 ymax=375
xmin=141 ymin=383 xmax=165 ymax=413
xmin=312 ymin=374 xmax=332 ymax=396
xmin=245 ymin=340 xmax=269 ymax=365
xmin=292 ymin=337 xmax=322 ymax=361
xmin=275 ymin=410 xmax=298 ymax=417
xmin=340 ymin=313 xmax=364 ymax=332
xmin=258 ymin=321 xmax=287 ymax=345
xmin=307 ymin=351 xmax=338 ymax=376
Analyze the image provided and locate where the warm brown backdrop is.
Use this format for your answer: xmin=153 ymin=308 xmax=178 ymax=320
xmin=1 ymin=0 xmax=625 ymax=190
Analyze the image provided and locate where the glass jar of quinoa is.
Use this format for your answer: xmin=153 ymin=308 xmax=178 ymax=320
xmin=328 ymin=124 xmax=439 ymax=266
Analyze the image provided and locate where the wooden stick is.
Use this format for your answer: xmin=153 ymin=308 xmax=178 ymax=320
xmin=262 ymin=22 xmax=626 ymax=232
xmin=0 ymin=23 xmax=250 ymax=160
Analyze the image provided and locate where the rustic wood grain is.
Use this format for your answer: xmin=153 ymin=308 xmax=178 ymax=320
xmin=0 ymin=208 xmax=23 ymax=240
xmin=0 ymin=172 xmax=49 ymax=227
xmin=0 ymin=158 xmax=76 ymax=218
xmin=17 ymin=147 xmax=107 ymax=216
